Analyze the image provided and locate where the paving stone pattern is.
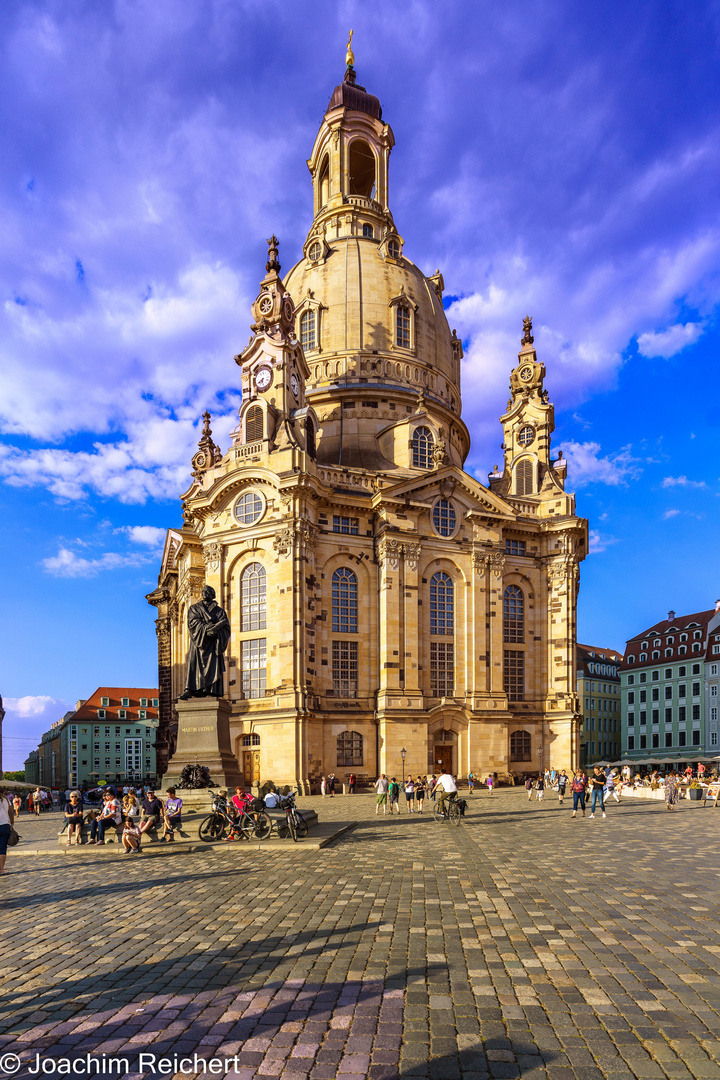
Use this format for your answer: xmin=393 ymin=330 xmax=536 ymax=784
xmin=3 ymin=790 xmax=720 ymax=1079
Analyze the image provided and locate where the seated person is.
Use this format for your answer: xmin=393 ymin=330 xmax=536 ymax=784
xmin=88 ymin=791 xmax=122 ymax=844
xmin=123 ymin=793 xmax=140 ymax=821
xmin=122 ymin=816 xmax=142 ymax=854
xmin=64 ymin=792 xmax=84 ymax=846
xmin=139 ymin=790 xmax=164 ymax=835
xmin=264 ymin=787 xmax=280 ymax=809
xmin=231 ymin=786 xmax=253 ymax=815
xmin=160 ymin=788 xmax=183 ymax=843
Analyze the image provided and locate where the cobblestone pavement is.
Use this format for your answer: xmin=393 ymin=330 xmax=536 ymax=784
xmin=3 ymin=790 xmax=720 ymax=1080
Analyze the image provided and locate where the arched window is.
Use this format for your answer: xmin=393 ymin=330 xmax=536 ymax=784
xmin=362 ymin=223 xmax=374 ymax=238
xmin=245 ymin=405 xmax=263 ymax=443
xmin=241 ymin=563 xmax=266 ymax=632
xmin=388 ymin=238 xmax=401 ymax=258
xmin=332 ymin=568 xmax=358 ymax=633
xmin=396 ymin=304 xmax=411 ymax=349
xmin=318 ymin=156 xmax=329 ymax=206
xmin=300 ymin=309 xmax=317 ymax=350
xmin=412 ymin=426 xmax=434 ymax=469
xmin=514 ymin=459 xmax=534 ymax=496
xmin=337 ymin=730 xmax=363 ymax=767
xmin=510 ymin=730 xmax=531 ymax=762
xmin=306 ymin=418 xmax=316 ymax=458
xmin=430 ymin=572 xmax=454 ymax=635
xmin=348 ymin=140 xmax=375 ymax=198
xmin=503 ymin=585 xmax=524 ymax=643
xmin=242 ymin=733 xmax=260 ymax=747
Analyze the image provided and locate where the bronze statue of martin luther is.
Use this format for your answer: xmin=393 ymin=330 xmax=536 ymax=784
xmin=178 ymin=584 xmax=231 ymax=700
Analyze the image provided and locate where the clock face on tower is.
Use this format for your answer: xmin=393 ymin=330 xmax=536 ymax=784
xmin=255 ymin=366 xmax=272 ymax=392
xmin=520 ymin=366 xmax=533 ymax=382
xmin=290 ymin=372 xmax=300 ymax=399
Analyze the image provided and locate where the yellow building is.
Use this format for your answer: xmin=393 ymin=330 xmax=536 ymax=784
xmin=577 ymin=644 xmax=622 ymax=767
xmin=147 ymin=56 xmax=588 ymax=789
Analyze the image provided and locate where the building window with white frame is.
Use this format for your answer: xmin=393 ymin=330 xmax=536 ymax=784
xmin=332 ymin=640 xmax=358 ymax=698
xmin=396 ymin=304 xmax=411 ymax=348
xmin=412 ymin=426 xmax=434 ymax=469
xmin=300 ymin=309 xmax=317 ymax=351
xmin=241 ymin=562 xmax=267 ymax=632
xmin=241 ymin=639 xmax=267 ymax=699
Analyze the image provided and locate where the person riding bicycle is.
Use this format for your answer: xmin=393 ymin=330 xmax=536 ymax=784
xmin=436 ymin=771 xmax=458 ymax=816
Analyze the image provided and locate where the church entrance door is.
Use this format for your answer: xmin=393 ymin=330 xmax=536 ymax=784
xmin=434 ymin=745 xmax=453 ymax=775
xmin=243 ymin=751 xmax=260 ymax=787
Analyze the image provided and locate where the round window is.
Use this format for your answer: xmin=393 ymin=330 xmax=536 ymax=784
xmin=432 ymin=498 xmax=456 ymax=537
xmin=518 ymin=425 xmax=535 ymax=447
xmin=234 ymin=490 xmax=265 ymax=526
xmin=308 ymin=241 xmax=322 ymax=262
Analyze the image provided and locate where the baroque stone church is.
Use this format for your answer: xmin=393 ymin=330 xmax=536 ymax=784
xmin=147 ymin=49 xmax=588 ymax=789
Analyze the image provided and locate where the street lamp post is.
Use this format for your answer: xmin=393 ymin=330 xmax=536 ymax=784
xmin=401 ymin=747 xmax=407 ymax=785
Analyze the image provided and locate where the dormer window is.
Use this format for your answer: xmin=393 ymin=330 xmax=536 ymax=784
xmin=653 ymin=639 xmax=661 ymax=647
xmin=396 ymin=304 xmax=410 ymax=348
xmin=666 ymin=636 xmax=674 ymax=643
xmin=300 ymin=309 xmax=317 ymax=351
xmin=388 ymin=238 xmax=401 ymax=259
xmin=693 ymin=630 xmax=702 ymax=639
xmin=641 ymin=641 xmax=648 ymax=650
xmin=412 ymin=426 xmax=434 ymax=469
xmin=680 ymin=633 xmax=688 ymax=642
xmin=307 ymin=240 xmax=323 ymax=263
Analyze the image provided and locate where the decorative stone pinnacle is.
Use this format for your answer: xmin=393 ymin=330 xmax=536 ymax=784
xmin=266 ymin=235 xmax=281 ymax=273
xmin=521 ymin=315 xmax=534 ymax=346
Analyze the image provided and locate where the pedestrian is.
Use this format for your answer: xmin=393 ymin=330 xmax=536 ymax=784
xmin=374 ymin=774 xmax=389 ymax=815
xmin=468 ymin=771 xmax=475 ymax=793
xmin=32 ymin=788 xmax=42 ymax=816
xmin=589 ymin=766 xmax=607 ymax=819
xmin=404 ymin=776 xmax=415 ymax=812
xmin=13 ymin=794 xmax=21 ymax=817
xmin=535 ymin=774 xmax=544 ymax=801
xmin=415 ymin=775 xmax=426 ymax=813
xmin=486 ymin=774 xmax=494 ymax=794
xmin=64 ymin=792 xmax=84 ymax=846
xmin=525 ymin=776 xmax=533 ymax=801
xmin=571 ymin=770 xmax=587 ymax=818
xmin=0 ymin=790 xmax=16 ymax=874
xmin=389 ymin=777 xmax=400 ymax=814
xmin=557 ymin=770 xmax=567 ymax=803
xmin=429 ymin=775 xmax=437 ymax=801
xmin=348 ymin=773 xmax=356 ymax=794
xmin=320 ymin=775 xmax=326 ymax=797
xmin=328 ymin=774 xmax=336 ymax=797
xmin=664 ymin=772 xmax=679 ymax=810
xmin=606 ymin=771 xmax=620 ymax=803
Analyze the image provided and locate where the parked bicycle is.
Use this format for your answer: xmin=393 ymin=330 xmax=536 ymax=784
xmin=433 ymin=793 xmax=461 ymax=826
xmin=277 ymin=791 xmax=308 ymax=842
xmin=198 ymin=793 xmax=272 ymax=843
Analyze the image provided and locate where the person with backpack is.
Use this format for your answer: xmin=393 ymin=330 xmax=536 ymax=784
xmin=404 ymin=776 xmax=415 ymax=812
xmin=388 ymin=778 xmax=400 ymax=814
xmin=534 ymin=774 xmax=545 ymax=802
xmin=525 ymin=777 xmax=533 ymax=801
xmin=571 ymin=770 xmax=587 ymax=818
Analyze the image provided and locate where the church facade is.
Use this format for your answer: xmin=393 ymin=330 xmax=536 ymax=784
xmin=147 ymin=55 xmax=588 ymax=789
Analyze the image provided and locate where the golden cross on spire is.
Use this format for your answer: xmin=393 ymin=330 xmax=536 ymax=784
xmin=345 ymin=29 xmax=354 ymax=69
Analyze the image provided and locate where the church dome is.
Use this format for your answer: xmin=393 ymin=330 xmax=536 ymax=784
xmin=281 ymin=61 xmax=468 ymax=468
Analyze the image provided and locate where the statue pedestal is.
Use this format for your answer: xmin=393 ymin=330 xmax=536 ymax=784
xmin=161 ymin=697 xmax=241 ymax=792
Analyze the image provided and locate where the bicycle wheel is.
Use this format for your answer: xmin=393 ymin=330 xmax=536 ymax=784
xmin=433 ymin=802 xmax=446 ymax=822
xmin=252 ymin=811 xmax=272 ymax=841
xmin=294 ymin=812 xmax=308 ymax=838
xmin=198 ymin=814 xmax=227 ymax=842
xmin=287 ymin=812 xmax=297 ymax=842
xmin=449 ymin=802 xmax=461 ymax=826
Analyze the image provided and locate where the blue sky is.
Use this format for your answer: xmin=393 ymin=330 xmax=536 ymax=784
xmin=2 ymin=0 xmax=719 ymax=769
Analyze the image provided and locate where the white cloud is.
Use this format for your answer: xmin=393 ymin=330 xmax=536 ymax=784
xmin=661 ymin=475 xmax=706 ymax=489
xmin=589 ymin=529 xmax=619 ymax=554
xmin=122 ymin=526 xmax=168 ymax=548
xmin=663 ymin=509 xmax=681 ymax=519
xmin=555 ymin=441 xmax=642 ymax=488
xmin=3 ymin=694 xmax=60 ymax=717
xmin=41 ymin=545 xmax=152 ymax=578
xmin=638 ymin=322 xmax=704 ymax=359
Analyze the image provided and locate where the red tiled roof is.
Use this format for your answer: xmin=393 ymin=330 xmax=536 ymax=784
xmin=621 ymin=609 xmax=716 ymax=670
xmin=72 ymin=687 xmax=159 ymax=722
xmin=577 ymin=643 xmax=623 ymax=664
